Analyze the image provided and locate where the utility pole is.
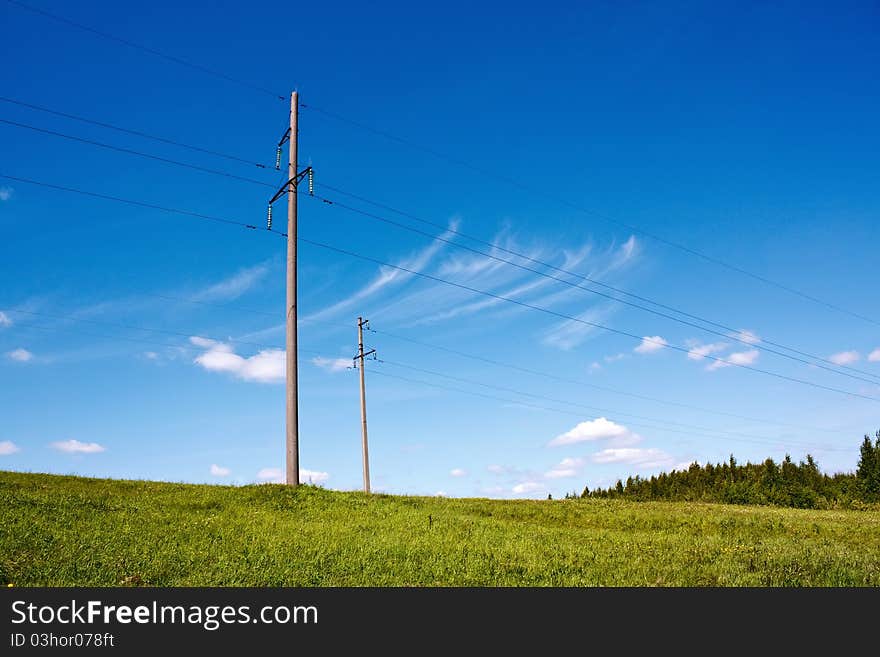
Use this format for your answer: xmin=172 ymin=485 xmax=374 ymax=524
xmin=268 ymin=92 xmax=313 ymax=487
xmin=286 ymin=91 xmax=299 ymax=487
xmin=354 ymin=317 xmax=376 ymax=493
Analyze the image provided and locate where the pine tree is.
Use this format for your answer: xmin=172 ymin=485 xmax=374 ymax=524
xmin=858 ymin=434 xmax=879 ymax=500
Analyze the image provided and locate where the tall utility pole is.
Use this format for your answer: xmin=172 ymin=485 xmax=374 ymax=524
xmin=354 ymin=317 xmax=376 ymax=493
xmin=269 ymin=92 xmax=313 ymax=486
xmin=286 ymin=91 xmax=299 ymax=487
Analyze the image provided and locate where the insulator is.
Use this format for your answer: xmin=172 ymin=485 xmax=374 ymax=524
xmin=308 ymin=168 xmax=314 ymax=196
xmin=275 ymin=146 xmax=282 ymax=171
xmin=266 ymin=204 xmax=273 ymax=230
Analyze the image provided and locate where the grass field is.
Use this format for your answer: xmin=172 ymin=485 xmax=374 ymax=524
xmin=2 ymin=471 xmax=879 ymax=586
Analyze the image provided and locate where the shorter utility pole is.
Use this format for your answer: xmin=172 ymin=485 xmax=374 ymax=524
xmin=354 ymin=317 xmax=376 ymax=493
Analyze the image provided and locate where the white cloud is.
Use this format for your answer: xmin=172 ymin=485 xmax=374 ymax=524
xmin=732 ymin=329 xmax=761 ymax=345
xmin=0 ymin=440 xmax=20 ymax=455
xmin=686 ymin=341 xmax=727 ymax=361
xmin=487 ymin=464 xmax=507 ymax=474
xmin=869 ymin=349 xmax=880 ymax=363
xmin=450 ymin=468 xmax=467 ymax=477
xmin=0 ymin=311 xmax=11 ymax=327
xmin=311 ymin=356 xmax=351 ymax=373
xmin=589 ymin=362 xmax=602 ymax=371
xmin=549 ymin=417 xmax=633 ymax=446
xmin=829 ymin=350 xmax=860 ymax=366
xmin=545 ymin=457 xmax=584 ymax=479
xmin=512 ymin=481 xmax=544 ymax=494
xmin=300 ymin=469 xmax=330 ymax=485
xmin=592 ymin=447 xmax=673 ymax=469
xmin=634 ymin=336 xmax=667 ymax=354
xmin=0 ymin=186 xmax=13 ymax=201
xmin=706 ymin=349 xmax=759 ymax=371
xmin=192 ymin=263 xmax=269 ymax=303
xmin=256 ymin=467 xmax=283 ymax=482
xmin=191 ymin=337 xmax=285 ymax=383
xmin=210 ymin=464 xmax=231 ymax=477
xmin=256 ymin=467 xmax=328 ymax=484
xmin=51 ymin=439 xmax=105 ymax=454
xmin=144 ymin=351 xmax=159 ymax=360
xmin=604 ymin=353 xmax=627 ymax=363
xmin=672 ymin=461 xmax=696 ymax=471
xmin=6 ymin=348 xmax=33 ymax=362
xmin=434 ymin=491 xmax=448 ymax=497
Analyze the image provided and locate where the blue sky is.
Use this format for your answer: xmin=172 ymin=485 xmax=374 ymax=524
xmin=1 ymin=0 xmax=878 ymax=498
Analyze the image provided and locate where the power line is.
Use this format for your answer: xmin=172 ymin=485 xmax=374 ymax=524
xmin=0 ymin=307 xmax=287 ymax=352
xmin=366 ymin=325 xmax=841 ymax=435
xmin=375 ymin=358 xmax=841 ymax=449
xmin=11 ymin=316 xmax=845 ymax=453
xmin=293 ymin=236 xmax=880 ymax=404
xmin=18 ymin=260 xmax=839 ymax=436
xmin=310 ymin=191 xmax=880 ymax=386
xmin=4 ymin=96 xmax=876 ymax=382
xmin=303 ymin=107 xmax=880 ymax=329
xmin=0 ymin=174 xmax=276 ymax=235
xmin=3 ymin=99 xmax=873 ymax=383
xmin=317 ymin=183 xmax=880 ymax=382
xmin=10 ymin=321 xmax=332 ymax=363
xmin=0 ymin=119 xmax=276 ymax=188
xmin=5 ymin=171 xmax=877 ymax=403
xmin=4 ymin=306 xmax=853 ymax=453
xmin=3 ymin=0 xmax=286 ymax=100
xmin=8 ymin=0 xmax=875 ymax=327
xmin=367 ymin=369 xmax=849 ymax=453
xmin=0 ymin=96 xmax=269 ymax=169
xmin=45 ymin=273 xmax=845 ymax=436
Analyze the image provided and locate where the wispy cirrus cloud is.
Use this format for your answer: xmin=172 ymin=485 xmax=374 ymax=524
xmin=190 ymin=262 xmax=270 ymax=303
xmin=0 ymin=186 xmax=13 ymax=202
xmin=869 ymin=348 xmax=880 ymax=363
xmin=308 ymin=222 xmax=640 ymax=349
xmin=303 ymin=220 xmax=459 ymax=323
xmin=210 ymin=464 xmax=231 ymax=477
xmin=0 ymin=311 xmax=12 ymax=328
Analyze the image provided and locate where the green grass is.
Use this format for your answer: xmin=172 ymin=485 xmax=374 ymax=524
xmin=2 ymin=471 xmax=879 ymax=586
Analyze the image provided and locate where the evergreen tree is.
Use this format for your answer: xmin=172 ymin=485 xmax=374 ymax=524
xmin=857 ymin=434 xmax=879 ymax=500
xmin=581 ymin=431 xmax=878 ymax=509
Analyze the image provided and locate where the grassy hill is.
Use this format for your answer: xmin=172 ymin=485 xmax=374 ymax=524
xmin=2 ymin=471 xmax=879 ymax=586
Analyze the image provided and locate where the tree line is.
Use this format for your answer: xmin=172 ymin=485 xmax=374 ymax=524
xmin=575 ymin=430 xmax=880 ymax=509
